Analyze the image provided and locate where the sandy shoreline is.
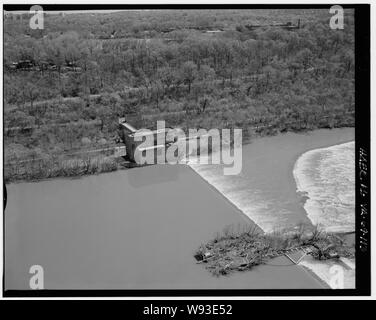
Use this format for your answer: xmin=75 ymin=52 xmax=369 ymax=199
xmin=5 ymin=128 xmax=354 ymax=290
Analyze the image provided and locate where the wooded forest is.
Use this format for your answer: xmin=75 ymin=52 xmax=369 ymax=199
xmin=4 ymin=9 xmax=355 ymax=182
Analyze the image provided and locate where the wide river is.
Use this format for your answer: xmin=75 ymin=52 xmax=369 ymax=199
xmin=5 ymin=128 xmax=354 ymax=290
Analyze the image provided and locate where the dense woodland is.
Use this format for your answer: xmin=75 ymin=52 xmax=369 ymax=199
xmin=4 ymin=9 xmax=355 ymax=182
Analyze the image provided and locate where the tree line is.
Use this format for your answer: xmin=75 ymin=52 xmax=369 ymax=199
xmin=4 ymin=9 xmax=355 ymax=182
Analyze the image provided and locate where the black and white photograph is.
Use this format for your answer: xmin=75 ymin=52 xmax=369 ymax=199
xmin=0 ymin=3 xmax=371 ymax=299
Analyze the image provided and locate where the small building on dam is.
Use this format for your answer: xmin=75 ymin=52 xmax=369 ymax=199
xmin=118 ymin=118 xmax=210 ymax=164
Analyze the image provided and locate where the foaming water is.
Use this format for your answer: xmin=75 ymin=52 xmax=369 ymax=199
xmin=187 ymin=139 xmax=355 ymax=234
xmin=293 ymin=142 xmax=355 ymax=232
xmin=188 ymin=138 xmax=356 ymax=289
xmin=299 ymin=256 xmax=355 ymax=289
xmin=187 ymin=146 xmax=305 ymax=233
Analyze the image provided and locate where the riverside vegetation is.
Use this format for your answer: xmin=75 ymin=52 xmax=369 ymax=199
xmin=194 ymin=224 xmax=355 ymax=276
xmin=4 ymin=9 xmax=354 ymax=182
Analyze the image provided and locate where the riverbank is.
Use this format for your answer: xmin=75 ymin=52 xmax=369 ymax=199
xmin=4 ymin=125 xmax=354 ymax=184
xmin=5 ymin=128 xmax=354 ymax=290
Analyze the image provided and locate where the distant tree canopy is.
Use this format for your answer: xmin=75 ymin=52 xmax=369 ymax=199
xmin=4 ymin=9 xmax=354 ymax=103
xmin=4 ymin=9 xmax=355 ymax=182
